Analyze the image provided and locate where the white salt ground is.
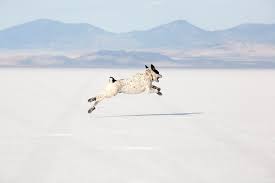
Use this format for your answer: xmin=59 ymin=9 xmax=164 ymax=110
xmin=0 ymin=68 xmax=274 ymax=183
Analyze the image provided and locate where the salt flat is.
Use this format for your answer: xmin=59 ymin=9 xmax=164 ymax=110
xmin=0 ymin=68 xmax=275 ymax=183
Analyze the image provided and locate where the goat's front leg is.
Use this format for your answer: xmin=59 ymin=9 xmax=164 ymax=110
xmin=152 ymin=85 xmax=161 ymax=92
xmin=148 ymin=85 xmax=162 ymax=96
xmin=152 ymin=85 xmax=162 ymax=96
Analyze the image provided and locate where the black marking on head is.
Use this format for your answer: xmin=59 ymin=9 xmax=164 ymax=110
xmin=109 ymin=77 xmax=117 ymax=83
xmin=153 ymin=69 xmax=159 ymax=74
xmin=151 ymin=64 xmax=159 ymax=74
xmin=145 ymin=65 xmax=149 ymax=69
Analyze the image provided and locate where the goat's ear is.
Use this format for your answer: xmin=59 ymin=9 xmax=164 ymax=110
xmin=151 ymin=64 xmax=155 ymax=70
xmin=145 ymin=65 xmax=149 ymax=69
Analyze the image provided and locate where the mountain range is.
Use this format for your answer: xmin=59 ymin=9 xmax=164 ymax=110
xmin=1 ymin=19 xmax=275 ymax=68
xmin=1 ymin=19 xmax=275 ymax=50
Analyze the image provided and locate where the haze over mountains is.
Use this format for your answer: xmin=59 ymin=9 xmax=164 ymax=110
xmin=0 ymin=19 xmax=275 ymax=68
xmin=1 ymin=19 xmax=275 ymax=49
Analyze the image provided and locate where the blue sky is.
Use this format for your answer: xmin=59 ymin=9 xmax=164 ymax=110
xmin=1 ymin=0 xmax=274 ymax=32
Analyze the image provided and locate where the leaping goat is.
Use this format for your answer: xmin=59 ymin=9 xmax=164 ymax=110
xmin=88 ymin=64 xmax=163 ymax=113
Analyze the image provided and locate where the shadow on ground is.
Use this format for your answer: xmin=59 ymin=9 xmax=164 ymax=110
xmin=97 ymin=112 xmax=202 ymax=118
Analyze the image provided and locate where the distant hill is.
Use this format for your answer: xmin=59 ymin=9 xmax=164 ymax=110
xmin=0 ymin=50 xmax=175 ymax=67
xmin=0 ymin=19 xmax=112 ymax=49
xmin=74 ymin=50 xmax=175 ymax=67
xmin=126 ymin=20 xmax=212 ymax=48
xmin=0 ymin=19 xmax=275 ymax=50
xmin=1 ymin=49 xmax=275 ymax=68
xmin=215 ymin=23 xmax=275 ymax=44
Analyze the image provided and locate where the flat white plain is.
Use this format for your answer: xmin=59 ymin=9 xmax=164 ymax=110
xmin=0 ymin=69 xmax=275 ymax=183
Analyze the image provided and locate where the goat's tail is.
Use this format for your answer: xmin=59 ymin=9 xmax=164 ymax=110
xmin=109 ymin=77 xmax=117 ymax=83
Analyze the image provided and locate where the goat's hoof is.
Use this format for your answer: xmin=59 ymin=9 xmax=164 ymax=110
xmin=88 ymin=97 xmax=96 ymax=102
xmin=157 ymin=91 xmax=162 ymax=96
xmin=88 ymin=107 xmax=95 ymax=113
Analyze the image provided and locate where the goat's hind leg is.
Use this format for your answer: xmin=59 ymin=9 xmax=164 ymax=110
xmin=88 ymin=105 xmax=96 ymax=113
xmin=88 ymin=97 xmax=96 ymax=102
xmin=88 ymin=95 xmax=105 ymax=113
